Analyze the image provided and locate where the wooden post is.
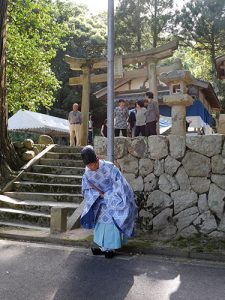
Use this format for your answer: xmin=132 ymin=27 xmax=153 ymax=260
xmin=147 ymin=58 xmax=158 ymax=100
xmin=147 ymin=58 xmax=159 ymax=133
xmin=80 ymin=66 xmax=91 ymax=146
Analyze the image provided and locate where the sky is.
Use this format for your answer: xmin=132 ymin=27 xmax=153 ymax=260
xmin=71 ymin=0 xmax=186 ymax=14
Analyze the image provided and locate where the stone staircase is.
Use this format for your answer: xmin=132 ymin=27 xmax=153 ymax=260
xmin=0 ymin=146 xmax=84 ymax=232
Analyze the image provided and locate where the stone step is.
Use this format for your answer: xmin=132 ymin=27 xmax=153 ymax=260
xmin=0 ymin=221 xmax=49 ymax=231
xmin=3 ymin=192 xmax=83 ymax=203
xmin=45 ymin=152 xmax=82 ymax=160
xmin=21 ymin=172 xmax=82 ymax=184
xmin=13 ymin=181 xmax=82 ymax=194
xmin=53 ymin=146 xmax=83 ymax=153
xmin=0 ymin=195 xmax=79 ymax=214
xmin=39 ymin=158 xmax=84 ymax=168
xmin=0 ymin=208 xmax=50 ymax=227
xmin=31 ymin=165 xmax=85 ymax=175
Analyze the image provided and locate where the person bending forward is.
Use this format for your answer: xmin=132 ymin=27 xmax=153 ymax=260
xmin=80 ymin=146 xmax=137 ymax=259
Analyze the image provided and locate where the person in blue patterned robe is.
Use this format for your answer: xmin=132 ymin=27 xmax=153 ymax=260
xmin=80 ymin=146 xmax=137 ymax=258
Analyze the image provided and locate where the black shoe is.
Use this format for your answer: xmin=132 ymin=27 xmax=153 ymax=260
xmin=104 ymin=251 xmax=115 ymax=259
xmin=91 ymin=247 xmax=105 ymax=255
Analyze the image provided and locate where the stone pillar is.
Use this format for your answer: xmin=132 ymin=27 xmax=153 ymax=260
xmin=159 ymin=70 xmax=195 ymax=136
xmin=217 ymin=114 xmax=225 ymax=134
xmin=50 ymin=207 xmax=68 ymax=234
xmin=163 ymin=94 xmax=193 ymax=136
xmin=80 ymin=66 xmax=91 ymax=146
xmin=171 ymin=105 xmax=186 ymax=136
xmin=147 ymin=58 xmax=158 ymax=99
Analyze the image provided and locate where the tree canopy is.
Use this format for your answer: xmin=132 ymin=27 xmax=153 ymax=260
xmin=174 ymin=0 xmax=225 ymax=80
xmin=115 ymin=0 xmax=174 ymax=54
xmin=7 ymin=0 xmax=67 ymax=113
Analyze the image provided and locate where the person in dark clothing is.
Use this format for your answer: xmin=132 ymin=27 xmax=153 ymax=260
xmin=128 ymin=108 xmax=136 ymax=137
xmin=145 ymin=92 xmax=160 ymax=136
xmin=186 ymin=119 xmax=192 ymax=132
xmin=100 ymin=119 xmax=107 ymax=137
xmin=88 ymin=114 xmax=94 ymax=145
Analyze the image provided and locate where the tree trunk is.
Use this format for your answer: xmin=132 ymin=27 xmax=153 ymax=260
xmin=0 ymin=0 xmax=20 ymax=181
xmin=152 ymin=0 xmax=158 ymax=48
xmin=136 ymin=0 xmax=142 ymax=52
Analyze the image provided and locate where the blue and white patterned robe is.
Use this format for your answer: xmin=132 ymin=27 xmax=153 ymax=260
xmin=80 ymin=160 xmax=137 ymax=238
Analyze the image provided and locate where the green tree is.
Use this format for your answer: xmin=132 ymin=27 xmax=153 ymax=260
xmin=173 ymin=46 xmax=212 ymax=81
xmin=0 ymin=0 xmax=20 ymax=180
xmin=115 ymin=0 xmax=147 ymax=53
xmin=174 ymin=0 xmax=225 ymax=83
xmin=115 ymin=0 xmax=174 ymax=54
xmin=146 ymin=0 xmax=174 ymax=48
xmin=7 ymin=0 xmax=66 ymax=113
xmin=50 ymin=1 xmax=107 ymax=117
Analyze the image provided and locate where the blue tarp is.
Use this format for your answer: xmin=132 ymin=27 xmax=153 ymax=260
xmin=159 ymin=99 xmax=212 ymax=126
xmin=159 ymin=118 xmax=171 ymax=129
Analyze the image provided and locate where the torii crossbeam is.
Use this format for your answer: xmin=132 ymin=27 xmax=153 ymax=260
xmin=65 ymin=40 xmax=178 ymax=145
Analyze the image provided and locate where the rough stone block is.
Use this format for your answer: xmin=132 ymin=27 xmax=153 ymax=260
xmin=23 ymin=139 xmax=34 ymax=150
xmin=139 ymin=159 xmax=154 ymax=177
xmin=198 ymin=194 xmax=209 ymax=213
xmin=124 ymin=174 xmax=143 ymax=192
xmin=127 ymin=137 xmax=147 ymax=158
xmin=114 ymin=137 xmax=127 ymax=159
xmin=94 ymin=136 xmax=107 ymax=156
xmin=117 ymin=155 xmax=139 ymax=174
xmin=152 ymin=208 xmax=173 ymax=231
xmin=158 ymin=174 xmax=179 ymax=194
xmin=164 ymin=156 xmax=181 ymax=176
xmin=50 ymin=207 xmax=68 ymax=234
xmin=211 ymin=155 xmax=225 ymax=174
xmin=211 ymin=174 xmax=225 ymax=190
xmin=189 ymin=177 xmax=210 ymax=194
xmin=22 ymin=150 xmax=35 ymax=161
xmin=186 ymin=135 xmax=223 ymax=157
xmin=168 ymin=135 xmax=186 ymax=159
xmin=172 ymin=190 xmax=198 ymax=214
xmin=174 ymin=207 xmax=199 ymax=232
xmin=148 ymin=136 xmax=168 ymax=159
xmin=193 ymin=211 xmax=217 ymax=234
xmin=144 ymin=173 xmax=157 ymax=192
xmin=208 ymin=183 xmax=225 ymax=220
xmin=175 ymin=166 xmax=191 ymax=190
xmin=208 ymin=231 xmax=225 ymax=240
xmin=178 ymin=225 xmax=198 ymax=238
xmin=146 ymin=190 xmax=173 ymax=214
xmin=182 ymin=151 xmax=211 ymax=177
xmin=218 ymin=214 xmax=225 ymax=232
xmin=154 ymin=159 xmax=165 ymax=176
xmin=38 ymin=135 xmax=54 ymax=145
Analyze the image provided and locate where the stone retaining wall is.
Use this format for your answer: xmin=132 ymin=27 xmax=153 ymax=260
xmin=94 ymin=135 xmax=225 ymax=240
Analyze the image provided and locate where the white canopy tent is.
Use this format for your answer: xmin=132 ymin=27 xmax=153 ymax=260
xmin=8 ymin=110 xmax=69 ymax=137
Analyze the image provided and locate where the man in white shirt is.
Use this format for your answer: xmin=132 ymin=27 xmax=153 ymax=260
xmin=68 ymin=103 xmax=82 ymax=146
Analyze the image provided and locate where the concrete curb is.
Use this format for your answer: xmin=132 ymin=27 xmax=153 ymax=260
xmin=1 ymin=231 xmax=225 ymax=263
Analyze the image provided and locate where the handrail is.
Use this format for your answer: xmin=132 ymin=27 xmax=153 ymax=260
xmin=1 ymin=144 xmax=56 ymax=193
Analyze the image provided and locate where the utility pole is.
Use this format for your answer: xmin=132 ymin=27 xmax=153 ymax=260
xmin=107 ymin=0 xmax=114 ymax=162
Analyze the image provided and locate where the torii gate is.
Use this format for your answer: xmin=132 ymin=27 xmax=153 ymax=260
xmin=65 ymin=40 xmax=178 ymax=146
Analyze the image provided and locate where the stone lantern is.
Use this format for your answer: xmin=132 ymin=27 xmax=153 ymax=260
xmin=159 ymin=70 xmax=194 ymax=136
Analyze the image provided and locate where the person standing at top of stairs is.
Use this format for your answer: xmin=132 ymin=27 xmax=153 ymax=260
xmin=68 ymin=103 xmax=82 ymax=147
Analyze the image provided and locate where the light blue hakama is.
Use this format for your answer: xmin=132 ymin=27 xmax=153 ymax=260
xmin=81 ymin=160 xmax=137 ymax=251
xmin=94 ymin=222 xmax=128 ymax=250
